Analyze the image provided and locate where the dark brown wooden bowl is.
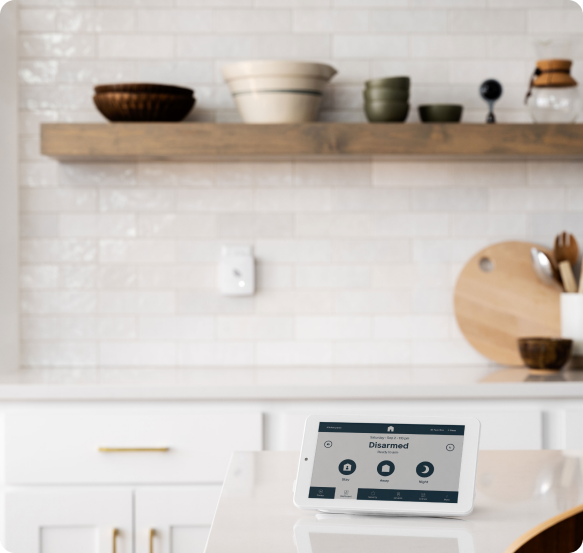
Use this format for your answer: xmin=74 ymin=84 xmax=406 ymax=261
xmin=94 ymin=83 xmax=194 ymax=97
xmin=518 ymin=337 xmax=572 ymax=370
xmin=94 ymin=92 xmax=195 ymax=122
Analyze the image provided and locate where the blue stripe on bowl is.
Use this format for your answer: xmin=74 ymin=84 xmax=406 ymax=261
xmin=232 ymin=89 xmax=323 ymax=97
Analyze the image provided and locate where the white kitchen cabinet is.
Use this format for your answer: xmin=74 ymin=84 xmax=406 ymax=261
xmin=135 ymin=487 xmax=222 ymax=553
xmin=564 ymin=410 xmax=583 ymax=448
xmin=4 ymin=410 xmax=263 ymax=485
xmin=4 ymin=489 xmax=133 ymax=553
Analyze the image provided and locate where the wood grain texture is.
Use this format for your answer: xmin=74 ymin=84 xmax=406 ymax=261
xmin=41 ymin=123 xmax=583 ymax=161
xmin=506 ymin=504 xmax=583 ymax=553
xmin=454 ymin=241 xmax=562 ymax=367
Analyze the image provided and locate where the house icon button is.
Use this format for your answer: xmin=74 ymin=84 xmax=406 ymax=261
xmin=338 ymin=459 xmax=357 ymax=475
xmin=387 ymin=426 xmax=394 ymax=432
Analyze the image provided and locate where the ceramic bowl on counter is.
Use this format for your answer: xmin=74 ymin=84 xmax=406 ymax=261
xmin=222 ymin=60 xmax=337 ymax=123
xmin=93 ymin=83 xmax=195 ymax=122
xmin=365 ymin=76 xmax=410 ymax=90
xmin=418 ymin=104 xmax=463 ymax=123
xmin=363 ymin=75 xmax=411 ymax=123
xmin=365 ymin=101 xmax=409 ymax=123
xmin=518 ymin=337 xmax=572 ymax=370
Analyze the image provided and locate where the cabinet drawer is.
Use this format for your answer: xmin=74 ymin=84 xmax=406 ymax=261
xmin=5 ymin=410 xmax=262 ymax=485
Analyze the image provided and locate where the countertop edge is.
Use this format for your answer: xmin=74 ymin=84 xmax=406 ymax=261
xmin=0 ymin=382 xmax=582 ymax=401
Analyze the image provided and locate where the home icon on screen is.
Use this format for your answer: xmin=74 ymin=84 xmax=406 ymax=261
xmin=387 ymin=426 xmax=394 ymax=432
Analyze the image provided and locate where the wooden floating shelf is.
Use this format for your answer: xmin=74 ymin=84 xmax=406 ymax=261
xmin=41 ymin=122 xmax=583 ymax=161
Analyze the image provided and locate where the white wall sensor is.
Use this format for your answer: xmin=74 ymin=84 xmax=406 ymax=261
xmin=219 ymin=245 xmax=255 ymax=296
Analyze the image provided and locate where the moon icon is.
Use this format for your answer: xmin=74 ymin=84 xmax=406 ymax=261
xmin=416 ymin=461 xmax=435 ymax=477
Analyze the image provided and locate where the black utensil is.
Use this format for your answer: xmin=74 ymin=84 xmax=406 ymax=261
xmin=480 ymin=79 xmax=503 ymax=124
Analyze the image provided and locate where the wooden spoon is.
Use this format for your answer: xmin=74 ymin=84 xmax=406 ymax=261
xmin=554 ymin=231 xmax=579 ymax=267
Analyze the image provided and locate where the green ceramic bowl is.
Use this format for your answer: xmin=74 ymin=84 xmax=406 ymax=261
xmin=365 ymin=76 xmax=410 ymax=90
xmin=363 ymin=88 xmax=409 ymax=102
xmin=418 ymin=104 xmax=463 ymax=123
xmin=365 ymin=100 xmax=410 ymax=123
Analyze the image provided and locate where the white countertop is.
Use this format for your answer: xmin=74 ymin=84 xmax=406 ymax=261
xmin=0 ymin=368 xmax=580 ymax=401
xmin=206 ymin=451 xmax=583 ymax=553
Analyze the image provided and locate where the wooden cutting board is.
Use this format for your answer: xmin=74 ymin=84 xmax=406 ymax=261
xmin=454 ymin=241 xmax=561 ymax=366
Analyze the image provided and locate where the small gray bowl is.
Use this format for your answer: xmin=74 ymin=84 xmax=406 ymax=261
xmin=364 ymin=88 xmax=409 ymax=102
xmin=418 ymin=104 xmax=463 ymax=123
xmin=365 ymin=76 xmax=410 ymax=90
xmin=365 ymin=101 xmax=409 ymax=123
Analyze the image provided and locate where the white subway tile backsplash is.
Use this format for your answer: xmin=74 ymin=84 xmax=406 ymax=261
xmin=21 ymin=214 xmax=60 ymax=238
xmin=293 ymin=9 xmax=368 ymax=34
xmin=18 ymin=0 xmax=582 ymax=372
xmin=21 ymin=239 xmax=97 ymax=264
xmin=138 ymin=214 xmax=216 ymax=238
xmin=296 ymin=213 xmax=374 ymax=237
xmin=413 ymin=188 xmax=488 ymax=212
xmin=448 ymin=9 xmax=526 ymax=33
xmin=335 ymin=290 xmax=410 ymax=314
xmin=20 ymin=9 xmax=57 ymax=32
xmin=333 ymin=35 xmax=408 ymax=59
xmin=21 ymin=265 xmax=59 ymax=289
xmin=410 ymin=35 xmax=486 ymax=59
xmin=100 ymin=342 xmax=176 ymax=367
xmin=257 ymin=341 xmax=332 ymax=366
xmin=99 ymin=240 xmax=175 ymax=264
xmin=255 ymin=239 xmax=332 ymax=263
xmin=21 ymin=33 xmax=96 ymax=58
xmin=374 ymin=315 xmax=449 ymax=339
xmin=139 ymin=316 xmax=215 ymax=340
xmin=23 ymin=342 xmax=97 ymax=367
xmin=489 ymin=187 xmax=566 ymax=212
xmin=294 ymin=162 xmax=370 ymax=187
xmin=98 ymin=317 xmax=137 ymax=340
xmin=60 ymin=214 xmax=136 ymax=237
xmin=370 ymin=9 xmax=447 ymax=33
xmin=374 ymin=213 xmax=450 ymax=237
xmin=176 ymin=189 xmax=253 ymax=212
xmin=332 ymin=341 xmax=410 ymax=365
xmin=98 ymin=291 xmax=175 ymax=314
xmin=178 ymin=342 xmax=254 ymax=366
xmin=60 ymin=163 xmax=137 ymax=187
xmin=255 ymin=188 xmax=331 ymax=212
xmin=22 ymin=188 xmax=97 ymax=212
xmin=98 ymin=266 xmax=137 ymax=289
xmin=57 ymin=9 xmax=135 ymax=33
xmin=217 ymin=213 xmax=294 ymax=238
xmin=296 ymin=265 xmax=370 ymax=288
xmin=60 ymin=265 xmax=97 ymax=288
xmin=99 ymin=189 xmax=175 ymax=212
xmin=214 ymin=9 xmax=291 ymax=33
xmin=332 ymin=188 xmax=410 ymax=211
xmin=528 ymin=161 xmax=583 ymax=187
xmin=137 ymin=9 xmax=212 ymax=33
xmin=137 ymin=265 xmax=215 ymax=289
xmin=296 ymin=316 xmax=371 ymax=340
xmin=216 ymin=162 xmax=292 ymax=187
xmin=22 ymin=290 xmax=97 ymax=314
xmin=217 ymin=316 xmax=293 ymax=340
xmin=332 ymin=239 xmax=410 ymax=263
xmin=177 ymin=291 xmax=254 ymax=314
xmin=98 ymin=35 xmax=174 ymax=59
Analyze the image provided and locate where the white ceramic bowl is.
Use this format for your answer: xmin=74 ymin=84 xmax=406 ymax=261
xmin=222 ymin=60 xmax=337 ymax=123
xmin=232 ymin=91 xmax=322 ymax=124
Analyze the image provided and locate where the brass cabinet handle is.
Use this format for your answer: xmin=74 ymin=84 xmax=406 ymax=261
xmin=149 ymin=529 xmax=155 ymax=553
xmin=98 ymin=447 xmax=170 ymax=453
xmin=113 ymin=528 xmax=118 ymax=553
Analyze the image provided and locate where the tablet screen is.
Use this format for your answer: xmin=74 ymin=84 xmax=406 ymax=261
xmin=309 ymin=422 xmax=465 ymax=504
